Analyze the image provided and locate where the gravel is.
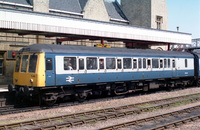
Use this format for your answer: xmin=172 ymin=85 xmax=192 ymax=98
xmin=1 ymin=87 xmax=200 ymax=129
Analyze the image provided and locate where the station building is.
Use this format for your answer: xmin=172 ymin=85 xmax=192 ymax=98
xmin=0 ymin=0 xmax=191 ymax=83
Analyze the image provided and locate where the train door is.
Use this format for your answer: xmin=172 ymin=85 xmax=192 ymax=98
xmin=45 ymin=56 xmax=56 ymax=86
xmin=172 ymin=58 xmax=177 ymax=77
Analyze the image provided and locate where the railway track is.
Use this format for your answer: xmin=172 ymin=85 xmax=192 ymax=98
xmin=0 ymin=94 xmax=127 ymax=116
xmin=0 ymin=87 xmax=196 ymax=115
xmin=0 ymin=93 xmax=200 ymax=130
xmin=0 ymin=87 xmax=173 ymax=115
xmin=99 ymin=105 xmax=200 ymax=130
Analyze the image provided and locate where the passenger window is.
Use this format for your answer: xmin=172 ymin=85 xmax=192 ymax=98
xmin=21 ymin=55 xmax=29 ymax=72
xmin=117 ymin=59 xmax=122 ymax=69
xmin=172 ymin=59 xmax=176 ymax=68
xmin=79 ymin=58 xmax=84 ymax=70
xmin=99 ymin=59 xmax=104 ymax=69
xmin=106 ymin=58 xmax=116 ymax=69
xmin=160 ymin=59 xmax=163 ymax=68
xmin=164 ymin=59 xmax=167 ymax=68
xmin=147 ymin=59 xmax=151 ymax=68
xmin=46 ymin=58 xmax=53 ymax=71
xmin=64 ymin=57 xmax=77 ymax=70
xmin=143 ymin=58 xmax=146 ymax=69
xmin=168 ymin=59 xmax=171 ymax=68
xmin=123 ymin=58 xmax=131 ymax=69
xmin=138 ymin=58 xmax=142 ymax=69
xmin=87 ymin=57 xmax=97 ymax=70
xmin=29 ymin=55 xmax=37 ymax=73
xmin=15 ymin=56 xmax=21 ymax=72
xmin=152 ymin=59 xmax=159 ymax=68
xmin=185 ymin=59 xmax=188 ymax=68
xmin=133 ymin=59 xmax=137 ymax=69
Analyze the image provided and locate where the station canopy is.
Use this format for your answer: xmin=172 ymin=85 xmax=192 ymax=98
xmin=0 ymin=8 xmax=192 ymax=45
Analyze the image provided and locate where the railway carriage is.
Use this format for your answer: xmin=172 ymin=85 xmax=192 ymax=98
xmin=9 ymin=44 xmax=196 ymax=105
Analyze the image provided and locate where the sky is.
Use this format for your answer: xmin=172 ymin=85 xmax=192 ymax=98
xmin=109 ymin=0 xmax=200 ymax=39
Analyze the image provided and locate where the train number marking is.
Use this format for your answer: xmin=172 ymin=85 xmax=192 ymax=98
xmin=66 ymin=76 xmax=74 ymax=83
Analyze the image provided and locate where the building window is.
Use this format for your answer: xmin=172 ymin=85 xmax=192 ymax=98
xmin=156 ymin=16 xmax=163 ymax=30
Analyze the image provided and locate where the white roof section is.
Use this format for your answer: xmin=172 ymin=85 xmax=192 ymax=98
xmin=0 ymin=8 xmax=192 ymax=44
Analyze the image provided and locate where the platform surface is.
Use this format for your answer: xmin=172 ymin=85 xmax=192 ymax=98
xmin=0 ymin=84 xmax=8 ymax=92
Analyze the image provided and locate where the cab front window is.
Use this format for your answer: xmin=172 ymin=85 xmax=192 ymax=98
xmin=29 ymin=55 xmax=38 ymax=73
xmin=21 ymin=55 xmax=29 ymax=72
xmin=15 ymin=56 xmax=21 ymax=72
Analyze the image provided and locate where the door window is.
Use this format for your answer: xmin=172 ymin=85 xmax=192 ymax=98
xmin=133 ymin=59 xmax=137 ymax=69
xmin=117 ymin=59 xmax=122 ymax=69
xmin=99 ymin=59 xmax=104 ymax=69
xmin=46 ymin=58 xmax=53 ymax=71
xmin=79 ymin=58 xmax=85 ymax=70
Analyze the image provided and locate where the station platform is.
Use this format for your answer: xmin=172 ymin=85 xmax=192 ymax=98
xmin=0 ymin=84 xmax=8 ymax=92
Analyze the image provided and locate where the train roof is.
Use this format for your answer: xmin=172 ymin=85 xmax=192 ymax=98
xmin=19 ymin=44 xmax=193 ymax=57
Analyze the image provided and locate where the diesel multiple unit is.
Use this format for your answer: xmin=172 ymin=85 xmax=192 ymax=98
xmin=9 ymin=44 xmax=200 ymax=105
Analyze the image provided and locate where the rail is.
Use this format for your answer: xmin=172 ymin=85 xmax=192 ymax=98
xmin=0 ymin=93 xmax=200 ymax=130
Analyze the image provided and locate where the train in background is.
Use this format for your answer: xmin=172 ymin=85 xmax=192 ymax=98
xmin=8 ymin=44 xmax=200 ymax=105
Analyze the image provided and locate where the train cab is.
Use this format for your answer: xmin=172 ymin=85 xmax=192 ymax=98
xmin=13 ymin=52 xmax=45 ymax=88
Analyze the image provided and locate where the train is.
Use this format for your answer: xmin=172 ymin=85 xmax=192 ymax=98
xmin=8 ymin=44 xmax=200 ymax=105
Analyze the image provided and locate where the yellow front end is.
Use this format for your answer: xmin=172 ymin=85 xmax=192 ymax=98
xmin=13 ymin=52 xmax=46 ymax=87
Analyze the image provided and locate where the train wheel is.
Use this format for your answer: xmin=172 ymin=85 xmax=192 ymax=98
xmin=15 ymin=86 xmax=29 ymax=107
xmin=167 ymin=84 xmax=172 ymax=91
xmin=44 ymin=100 xmax=57 ymax=106
xmin=75 ymin=93 xmax=87 ymax=103
xmin=42 ymin=93 xmax=57 ymax=106
xmin=197 ymin=80 xmax=200 ymax=87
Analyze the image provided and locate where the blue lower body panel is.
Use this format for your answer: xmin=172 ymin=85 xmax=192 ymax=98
xmin=54 ymin=70 xmax=194 ymax=86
